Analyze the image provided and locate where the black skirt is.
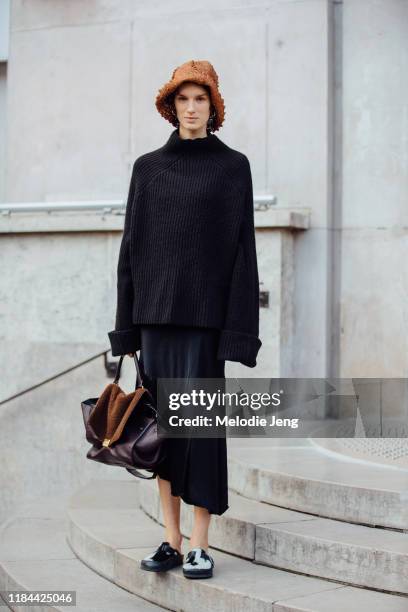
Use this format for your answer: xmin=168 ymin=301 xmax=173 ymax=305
xmin=138 ymin=324 xmax=229 ymax=516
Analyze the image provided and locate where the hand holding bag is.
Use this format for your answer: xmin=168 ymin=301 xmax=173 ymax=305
xmin=81 ymin=353 xmax=166 ymax=479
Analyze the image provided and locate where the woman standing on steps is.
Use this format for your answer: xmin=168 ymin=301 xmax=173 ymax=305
xmin=108 ymin=59 xmax=262 ymax=579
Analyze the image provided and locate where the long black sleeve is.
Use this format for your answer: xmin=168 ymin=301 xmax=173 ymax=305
xmin=216 ymin=157 xmax=262 ymax=367
xmin=108 ymin=162 xmax=141 ymax=356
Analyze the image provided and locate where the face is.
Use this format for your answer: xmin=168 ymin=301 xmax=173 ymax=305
xmin=173 ymin=82 xmax=212 ymax=133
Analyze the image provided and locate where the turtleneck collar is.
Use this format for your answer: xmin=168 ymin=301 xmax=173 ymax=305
xmin=162 ymin=127 xmax=225 ymax=155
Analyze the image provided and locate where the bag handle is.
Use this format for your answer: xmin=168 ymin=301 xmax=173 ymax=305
xmin=126 ymin=466 xmax=157 ymax=479
xmin=113 ymin=353 xmax=144 ymax=390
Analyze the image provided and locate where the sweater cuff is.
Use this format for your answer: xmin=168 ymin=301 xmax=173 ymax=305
xmin=217 ymin=329 xmax=262 ymax=368
xmin=108 ymin=326 xmax=141 ymax=357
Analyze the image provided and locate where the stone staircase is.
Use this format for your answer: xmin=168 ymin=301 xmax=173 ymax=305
xmin=1 ymin=440 xmax=407 ymax=611
xmin=227 ymin=440 xmax=408 ymax=528
xmin=0 ymin=495 xmax=165 ymax=612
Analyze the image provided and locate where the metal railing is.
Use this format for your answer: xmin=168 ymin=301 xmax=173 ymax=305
xmin=0 ymin=194 xmax=277 ymax=215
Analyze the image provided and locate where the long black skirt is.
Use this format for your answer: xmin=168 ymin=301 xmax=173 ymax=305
xmin=138 ymin=324 xmax=229 ymax=516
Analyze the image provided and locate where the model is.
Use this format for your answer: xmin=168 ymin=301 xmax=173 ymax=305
xmin=108 ymin=59 xmax=261 ymax=579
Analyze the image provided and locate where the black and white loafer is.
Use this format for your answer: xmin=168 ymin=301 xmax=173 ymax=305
xmin=140 ymin=541 xmax=183 ymax=572
xmin=182 ymin=547 xmax=215 ymax=579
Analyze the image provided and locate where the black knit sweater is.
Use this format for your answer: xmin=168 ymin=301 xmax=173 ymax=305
xmin=108 ymin=128 xmax=262 ymax=367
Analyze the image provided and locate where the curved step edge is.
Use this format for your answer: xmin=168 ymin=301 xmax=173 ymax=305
xmin=228 ymin=450 xmax=408 ymax=529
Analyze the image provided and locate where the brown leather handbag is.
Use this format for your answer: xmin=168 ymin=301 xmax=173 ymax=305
xmin=81 ymin=353 xmax=166 ymax=479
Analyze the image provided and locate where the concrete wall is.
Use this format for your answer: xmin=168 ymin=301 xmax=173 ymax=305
xmin=0 ymin=63 xmax=6 ymax=201
xmin=1 ymin=0 xmax=407 ymax=385
xmin=340 ymin=0 xmax=408 ymax=376
xmin=3 ymin=0 xmax=331 ymax=379
xmin=0 ymin=215 xmax=119 ymax=400
xmin=0 ymin=208 xmax=308 ymax=401
xmin=0 ymin=0 xmax=9 ymax=200
xmin=0 ymin=0 xmax=10 ymax=61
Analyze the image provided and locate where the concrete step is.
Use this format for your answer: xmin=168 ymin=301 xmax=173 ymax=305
xmin=139 ymin=476 xmax=408 ymax=594
xmin=0 ymin=492 xmax=165 ymax=612
xmin=227 ymin=439 xmax=408 ymax=528
xmin=67 ymin=478 xmax=408 ymax=612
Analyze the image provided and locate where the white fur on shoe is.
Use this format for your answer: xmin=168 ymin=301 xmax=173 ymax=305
xmin=183 ymin=547 xmax=214 ymax=571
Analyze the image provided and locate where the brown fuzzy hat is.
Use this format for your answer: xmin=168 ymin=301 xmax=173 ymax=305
xmin=155 ymin=60 xmax=225 ymax=132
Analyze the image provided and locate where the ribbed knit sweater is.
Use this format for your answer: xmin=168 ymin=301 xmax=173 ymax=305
xmin=108 ymin=128 xmax=262 ymax=368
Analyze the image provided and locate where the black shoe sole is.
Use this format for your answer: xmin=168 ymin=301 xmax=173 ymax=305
xmin=140 ymin=557 xmax=183 ymax=572
xmin=183 ymin=569 xmax=213 ymax=579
